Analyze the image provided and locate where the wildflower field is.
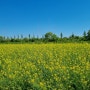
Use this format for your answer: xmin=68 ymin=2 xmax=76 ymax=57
xmin=0 ymin=43 xmax=90 ymax=90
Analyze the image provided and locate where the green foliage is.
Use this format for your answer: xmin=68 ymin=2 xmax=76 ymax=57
xmin=60 ymin=32 xmax=63 ymax=39
xmin=0 ymin=30 xmax=90 ymax=43
xmin=0 ymin=36 xmax=5 ymax=42
xmin=44 ymin=32 xmax=58 ymax=42
xmin=87 ymin=30 xmax=90 ymax=40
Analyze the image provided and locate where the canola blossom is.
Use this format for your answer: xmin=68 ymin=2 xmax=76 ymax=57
xmin=0 ymin=43 xmax=90 ymax=90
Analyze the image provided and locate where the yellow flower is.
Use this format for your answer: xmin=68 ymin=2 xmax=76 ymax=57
xmin=40 ymin=82 xmax=44 ymax=87
xmin=31 ymin=79 xmax=34 ymax=83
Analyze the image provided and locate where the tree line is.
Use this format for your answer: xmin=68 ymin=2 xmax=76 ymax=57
xmin=0 ymin=30 xmax=90 ymax=43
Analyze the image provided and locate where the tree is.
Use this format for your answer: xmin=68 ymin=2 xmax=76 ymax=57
xmin=23 ymin=37 xmax=29 ymax=42
xmin=71 ymin=33 xmax=74 ymax=38
xmin=6 ymin=36 xmax=10 ymax=42
xmin=83 ymin=31 xmax=86 ymax=37
xmin=83 ymin=31 xmax=87 ymax=40
xmin=60 ymin=32 xmax=63 ymax=39
xmin=29 ymin=34 xmax=30 ymax=41
xmin=44 ymin=32 xmax=58 ymax=42
xmin=82 ymin=31 xmax=87 ymax=41
xmin=69 ymin=33 xmax=75 ymax=39
xmin=45 ymin=32 xmax=53 ymax=40
xmin=31 ymin=34 xmax=36 ymax=42
xmin=0 ymin=36 xmax=4 ymax=42
xmin=87 ymin=30 xmax=90 ymax=40
xmin=52 ymin=34 xmax=58 ymax=42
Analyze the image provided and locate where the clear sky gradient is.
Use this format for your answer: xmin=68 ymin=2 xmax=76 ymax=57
xmin=0 ymin=0 xmax=90 ymax=37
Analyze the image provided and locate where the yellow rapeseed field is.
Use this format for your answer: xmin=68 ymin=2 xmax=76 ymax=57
xmin=0 ymin=43 xmax=90 ymax=90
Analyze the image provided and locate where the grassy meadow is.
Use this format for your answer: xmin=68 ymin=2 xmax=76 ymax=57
xmin=0 ymin=43 xmax=90 ymax=90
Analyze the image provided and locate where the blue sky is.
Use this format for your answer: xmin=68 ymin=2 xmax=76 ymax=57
xmin=0 ymin=0 xmax=90 ymax=37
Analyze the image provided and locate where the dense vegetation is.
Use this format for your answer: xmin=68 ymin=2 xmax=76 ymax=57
xmin=0 ymin=30 xmax=90 ymax=43
xmin=0 ymin=44 xmax=90 ymax=89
